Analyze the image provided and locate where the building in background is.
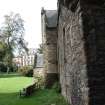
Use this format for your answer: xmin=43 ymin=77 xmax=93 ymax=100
xmin=22 ymin=48 xmax=36 ymax=67
xmin=13 ymin=48 xmax=36 ymax=67
xmin=13 ymin=56 xmax=22 ymax=67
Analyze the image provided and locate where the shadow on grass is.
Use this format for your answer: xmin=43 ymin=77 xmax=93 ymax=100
xmin=0 ymin=90 xmax=68 ymax=105
xmin=0 ymin=91 xmax=39 ymax=105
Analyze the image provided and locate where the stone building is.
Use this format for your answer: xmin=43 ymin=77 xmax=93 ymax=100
xmin=13 ymin=48 xmax=36 ymax=67
xmin=41 ymin=8 xmax=58 ymax=88
xmin=22 ymin=48 xmax=36 ymax=67
xmin=57 ymin=0 xmax=105 ymax=105
xmin=42 ymin=0 xmax=105 ymax=105
xmin=13 ymin=56 xmax=22 ymax=67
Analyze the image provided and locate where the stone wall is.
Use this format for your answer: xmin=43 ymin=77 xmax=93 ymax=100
xmin=41 ymin=1 xmax=105 ymax=104
xmin=81 ymin=1 xmax=105 ymax=105
xmin=41 ymin=9 xmax=58 ymax=88
xmin=34 ymin=68 xmax=44 ymax=77
xmin=44 ymin=28 xmax=58 ymax=88
xmin=58 ymin=3 xmax=88 ymax=105
xmin=58 ymin=0 xmax=105 ymax=105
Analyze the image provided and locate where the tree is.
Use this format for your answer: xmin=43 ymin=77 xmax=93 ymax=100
xmin=0 ymin=42 xmax=8 ymax=72
xmin=0 ymin=12 xmax=28 ymax=72
xmin=0 ymin=42 xmax=7 ymax=62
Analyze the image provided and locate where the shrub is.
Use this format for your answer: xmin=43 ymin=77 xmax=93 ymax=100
xmin=34 ymin=75 xmax=45 ymax=89
xmin=0 ymin=62 xmax=7 ymax=72
xmin=18 ymin=66 xmax=33 ymax=77
xmin=12 ymin=63 xmax=18 ymax=72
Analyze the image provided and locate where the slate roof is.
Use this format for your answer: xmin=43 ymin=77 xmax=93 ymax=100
xmin=45 ymin=10 xmax=58 ymax=28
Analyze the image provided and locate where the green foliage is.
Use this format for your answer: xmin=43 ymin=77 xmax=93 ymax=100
xmin=34 ymin=75 xmax=45 ymax=89
xmin=0 ymin=62 xmax=16 ymax=72
xmin=0 ymin=62 xmax=7 ymax=72
xmin=3 ymin=48 xmax=13 ymax=67
xmin=0 ymin=42 xmax=7 ymax=61
xmin=0 ymin=12 xmax=28 ymax=70
xmin=18 ymin=66 xmax=33 ymax=77
xmin=12 ymin=63 xmax=18 ymax=72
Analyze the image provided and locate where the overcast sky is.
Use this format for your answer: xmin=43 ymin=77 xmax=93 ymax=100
xmin=0 ymin=0 xmax=57 ymax=48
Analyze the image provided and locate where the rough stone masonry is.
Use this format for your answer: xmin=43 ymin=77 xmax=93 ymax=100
xmin=41 ymin=0 xmax=105 ymax=105
xmin=41 ymin=9 xmax=58 ymax=88
xmin=58 ymin=0 xmax=105 ymax=105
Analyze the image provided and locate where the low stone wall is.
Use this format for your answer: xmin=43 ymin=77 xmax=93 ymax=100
xmin=33 ymin=68 xmax=44 ymax=77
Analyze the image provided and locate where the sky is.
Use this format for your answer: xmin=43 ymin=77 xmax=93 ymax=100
xmin=0 ymin=0 xmax=57 ymax=48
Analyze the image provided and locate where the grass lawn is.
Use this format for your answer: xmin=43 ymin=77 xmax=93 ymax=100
xmin=0 ymin=73 xmax=68 ymax=105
